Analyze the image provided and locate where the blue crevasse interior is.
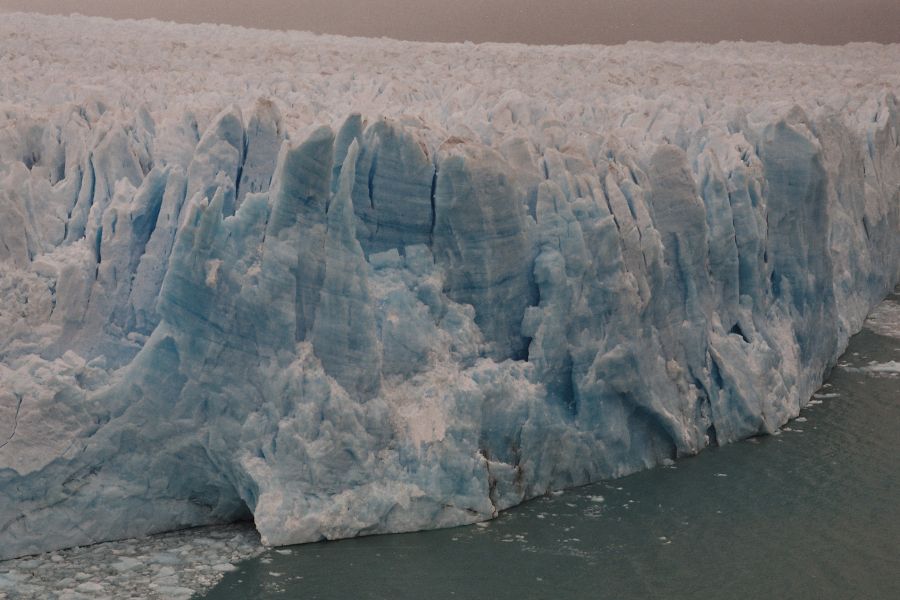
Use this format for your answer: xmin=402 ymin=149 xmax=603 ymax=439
xmin=0 ymin=93 xmax=899 ymax=560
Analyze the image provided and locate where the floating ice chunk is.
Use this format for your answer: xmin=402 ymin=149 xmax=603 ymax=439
xmin=862 ymin=361 xmax=900 ymax=373
xmin=212 ymin=564 xmax=238 ymax=572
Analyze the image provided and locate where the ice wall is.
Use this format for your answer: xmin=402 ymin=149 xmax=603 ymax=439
xmin=1 ymin=13 xmax=899 ymax=560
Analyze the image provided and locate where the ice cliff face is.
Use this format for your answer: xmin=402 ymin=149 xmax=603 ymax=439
xmin=1 ymin=14 xmax=899 ymax=560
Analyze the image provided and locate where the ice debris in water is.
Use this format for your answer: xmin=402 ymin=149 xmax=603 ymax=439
xmin=0 ymin=524 xmax=263 ymax=600
xmin=0 ymin=11 xmax=899 ymax=562
xmin=860 ymin=361 xmax=900 ymax=374
xmin=863 ymin=297 xmax=900 ymax=339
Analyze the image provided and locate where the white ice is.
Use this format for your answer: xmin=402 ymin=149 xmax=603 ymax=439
xmin=0 ymin=12 xmax=898 ymax=561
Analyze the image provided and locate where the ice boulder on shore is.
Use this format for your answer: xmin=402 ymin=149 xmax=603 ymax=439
xmin=1 ymin=12 xmax=899 ymax=560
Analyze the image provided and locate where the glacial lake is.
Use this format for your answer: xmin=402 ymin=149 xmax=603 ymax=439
xmin=205 ymin=289 xmax=900 ymax=600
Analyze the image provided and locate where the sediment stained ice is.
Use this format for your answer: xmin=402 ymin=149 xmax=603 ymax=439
xmin=1 ymin=12 xmax=899 ymax=560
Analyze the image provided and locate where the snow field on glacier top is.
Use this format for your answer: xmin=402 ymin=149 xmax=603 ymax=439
xmin=2 ymin=11 xmax=900 ymax=158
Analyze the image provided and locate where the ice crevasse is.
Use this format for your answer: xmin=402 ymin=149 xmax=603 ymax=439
xmin=1 ymin=13 xmax=899 ymax=560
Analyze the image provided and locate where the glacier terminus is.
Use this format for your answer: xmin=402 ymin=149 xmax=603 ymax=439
xmin=0 ymin=13 xmax=899 ymax=560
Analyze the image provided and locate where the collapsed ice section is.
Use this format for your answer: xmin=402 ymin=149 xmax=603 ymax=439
xmin=1 ymin=13 xmax=899 ymax=560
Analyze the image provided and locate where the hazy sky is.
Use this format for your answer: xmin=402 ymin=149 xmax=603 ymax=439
xmin=0 ymin=0 xmax=898 ymax=45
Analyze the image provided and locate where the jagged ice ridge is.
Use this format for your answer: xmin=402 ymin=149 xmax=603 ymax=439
xmin=1 ymin=13 xmax=899 ymax=560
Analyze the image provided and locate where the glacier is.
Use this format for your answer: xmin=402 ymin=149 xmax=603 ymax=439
xmin=1 ymin=13 xmax=899 ymax=560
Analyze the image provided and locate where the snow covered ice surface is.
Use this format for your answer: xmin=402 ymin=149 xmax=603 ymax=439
xmin=0 ymin=523 xmax=263 ymax=599
xmin=1 ymin=11 xmax=899 ymax=564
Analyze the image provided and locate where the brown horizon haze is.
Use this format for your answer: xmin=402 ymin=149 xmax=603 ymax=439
xmin=0 ymin=0 xmax=898 ymax=45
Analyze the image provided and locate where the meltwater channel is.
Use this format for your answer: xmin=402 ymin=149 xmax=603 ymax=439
xmin=207 ymin=288 xmax=900 ymax=600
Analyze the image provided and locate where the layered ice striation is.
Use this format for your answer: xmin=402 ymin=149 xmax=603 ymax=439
xmin=1 ymin=13 xmax=899 ymax=560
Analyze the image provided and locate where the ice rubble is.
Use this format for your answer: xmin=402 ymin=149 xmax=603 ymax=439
xmin=1 ymin=12 xmax=899 ymax=560
xmin=0 ymin=523 xmax=262 ymax=599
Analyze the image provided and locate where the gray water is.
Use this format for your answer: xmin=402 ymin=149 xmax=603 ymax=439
xmin=205 ymin=290 xmax=900 ymax=600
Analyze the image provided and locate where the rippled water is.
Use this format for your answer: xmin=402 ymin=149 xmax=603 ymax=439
xmin=206 ymin=290 xmax=900 ymax=600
